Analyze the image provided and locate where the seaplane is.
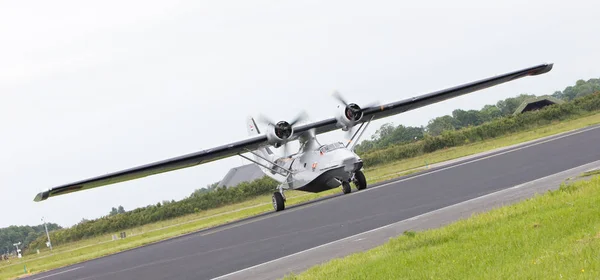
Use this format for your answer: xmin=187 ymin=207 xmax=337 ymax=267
xmin=34 ymin=63 xmax=553 ymax=211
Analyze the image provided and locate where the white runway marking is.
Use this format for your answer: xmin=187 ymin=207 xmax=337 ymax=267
xmin=31 ymin=266 xmax=83 ymax=280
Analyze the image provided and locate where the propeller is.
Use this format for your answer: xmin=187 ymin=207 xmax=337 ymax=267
xmin=332 ymin=90 xmax=349 ymax=106
xmin=258 ymin=111 xmax=308 ymax=157
xmin=332 ymin=90 xmax=379 ymax=141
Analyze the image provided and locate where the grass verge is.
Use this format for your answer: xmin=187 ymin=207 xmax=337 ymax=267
xmin=4 ymin=112 xmax=600 ymax=279
xmin=284 ymin=175 xmax=600 ymax=279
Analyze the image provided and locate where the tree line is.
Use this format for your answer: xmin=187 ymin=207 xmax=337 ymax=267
xmin=551 ymin=78 xmax=600 ymax=101
xmin=0 ymin=223 xmax=62 ymax=254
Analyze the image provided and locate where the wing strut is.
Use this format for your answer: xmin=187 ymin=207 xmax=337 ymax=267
xmin=244 ymin=149 xmax=294 ymax=173
xmin=238 ymin=153 xmax=291 ymax=177
xmin=346 ymin=122 xmax=365 ymax=148
xmin=347 ymin=116 xmax=374 ymax=151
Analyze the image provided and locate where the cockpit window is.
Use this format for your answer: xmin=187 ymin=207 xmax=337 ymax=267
xmin=318 ymin=142 xmax=345 ymax=154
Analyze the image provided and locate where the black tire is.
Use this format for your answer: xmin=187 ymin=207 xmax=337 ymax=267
xmin=272 ymin=192 xmax=285 ymax=211
xmin=342 ymin=181 xmax=352 ymax=194
xmin=354 ymin=170 xmax=367 ymax=190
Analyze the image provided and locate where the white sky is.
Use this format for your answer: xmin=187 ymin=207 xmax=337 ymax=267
xmin=2 ymin=0 xmax=599 ymax=228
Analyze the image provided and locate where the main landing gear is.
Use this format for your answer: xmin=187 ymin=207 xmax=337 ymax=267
xmin=342 ymin=181 xmax=352 ymax=194
xmin=354 ymin=170 xmax=367 ymax=190
xmin=272 ymin=185 xmax=286 ymax=212
xmin=341 ymin=170 xmax=367 ymax=194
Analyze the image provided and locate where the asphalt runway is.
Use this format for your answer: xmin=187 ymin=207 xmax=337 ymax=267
xmin=25 ymin=125 xmax=600 ymax=280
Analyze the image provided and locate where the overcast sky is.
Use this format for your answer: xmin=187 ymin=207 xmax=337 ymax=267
xmin=2 ymin=0 xmax=599 ymax=228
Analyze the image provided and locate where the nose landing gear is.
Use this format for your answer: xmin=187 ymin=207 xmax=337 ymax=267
xmin=272 ymin=192 xmax=285 ymax=211
xmin=272 ymin=185 xmax=286 ymax=212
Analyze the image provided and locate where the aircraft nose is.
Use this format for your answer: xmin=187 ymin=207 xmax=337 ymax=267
xmin=342 ymin=156 xmax=357 ymax=171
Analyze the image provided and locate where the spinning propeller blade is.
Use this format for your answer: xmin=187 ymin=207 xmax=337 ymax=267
xmin=257 ymin=111 xmax=309 ymax=157
xmin=332 ymin=90 xmax=348 ymax=106
xmin=288 ymin=111 xmax=308 ymax=126
xmin=332 ymin=91 xmax=379 ymax=140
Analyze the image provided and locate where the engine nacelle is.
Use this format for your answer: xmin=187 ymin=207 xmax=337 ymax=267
xmin=266 ymin=121 xmax=294 ymax=147
xmin=335 ymin=103 xmax=363 ymax=131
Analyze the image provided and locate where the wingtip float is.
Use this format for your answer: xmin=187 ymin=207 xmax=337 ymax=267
xmin=530 ymin=63 xmax=554 ymax=76
xmin=34 ymin=191 xmax=48 ymax=202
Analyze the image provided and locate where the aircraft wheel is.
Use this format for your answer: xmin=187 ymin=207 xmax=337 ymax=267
xmin=272 ymin=192 xmax=285 ymax=211
xmin=342 ymin=181 xmax=352 ymax=194
xmin=354 ymin=170 xmax=367 ymax=190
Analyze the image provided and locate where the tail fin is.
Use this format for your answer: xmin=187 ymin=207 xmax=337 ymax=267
xmin=246 ymin=116 xmax=273 ymax=156
xmin=247 ymin=116 xmax=261 ymax=136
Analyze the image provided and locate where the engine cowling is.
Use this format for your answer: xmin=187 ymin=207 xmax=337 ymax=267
xmin=335 ymin=103 xmax=363 ymax=131
xmin=266 ymin=121 xmax=294 ymax=147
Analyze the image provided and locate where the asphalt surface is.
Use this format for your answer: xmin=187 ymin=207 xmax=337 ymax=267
xmin=24 ymin=125 xmax=600 ymax=280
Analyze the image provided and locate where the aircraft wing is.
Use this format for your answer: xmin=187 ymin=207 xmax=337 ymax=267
xmin=293 ymin=63 xmax=554 ymax=136
xmin=34 ymin=63 xmax=552 ymax=202
xmin=34 ymin=135 xmax=268 ymax=202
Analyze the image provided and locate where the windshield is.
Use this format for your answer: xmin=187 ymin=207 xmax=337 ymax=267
xmin=318 ymin=142 xmax=345 ymax=153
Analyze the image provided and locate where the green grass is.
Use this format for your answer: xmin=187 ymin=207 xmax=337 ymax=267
xmin=4 ymin=112 xmax=600 ymax=279
xmin=285 ymin=176 xmax=600 ymax=280
xmin=580 ymin=170 xmax=600 ymax=178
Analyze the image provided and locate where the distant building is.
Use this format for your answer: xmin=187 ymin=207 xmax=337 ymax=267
xmin=513 ymin=95 xmax=564 ymax=115
xmin=217 ymin=164 xmax=265 ymax=188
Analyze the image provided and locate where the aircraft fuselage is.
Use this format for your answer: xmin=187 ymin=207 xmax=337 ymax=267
xmin=265 ymin=140 xmax=363 ymax=192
